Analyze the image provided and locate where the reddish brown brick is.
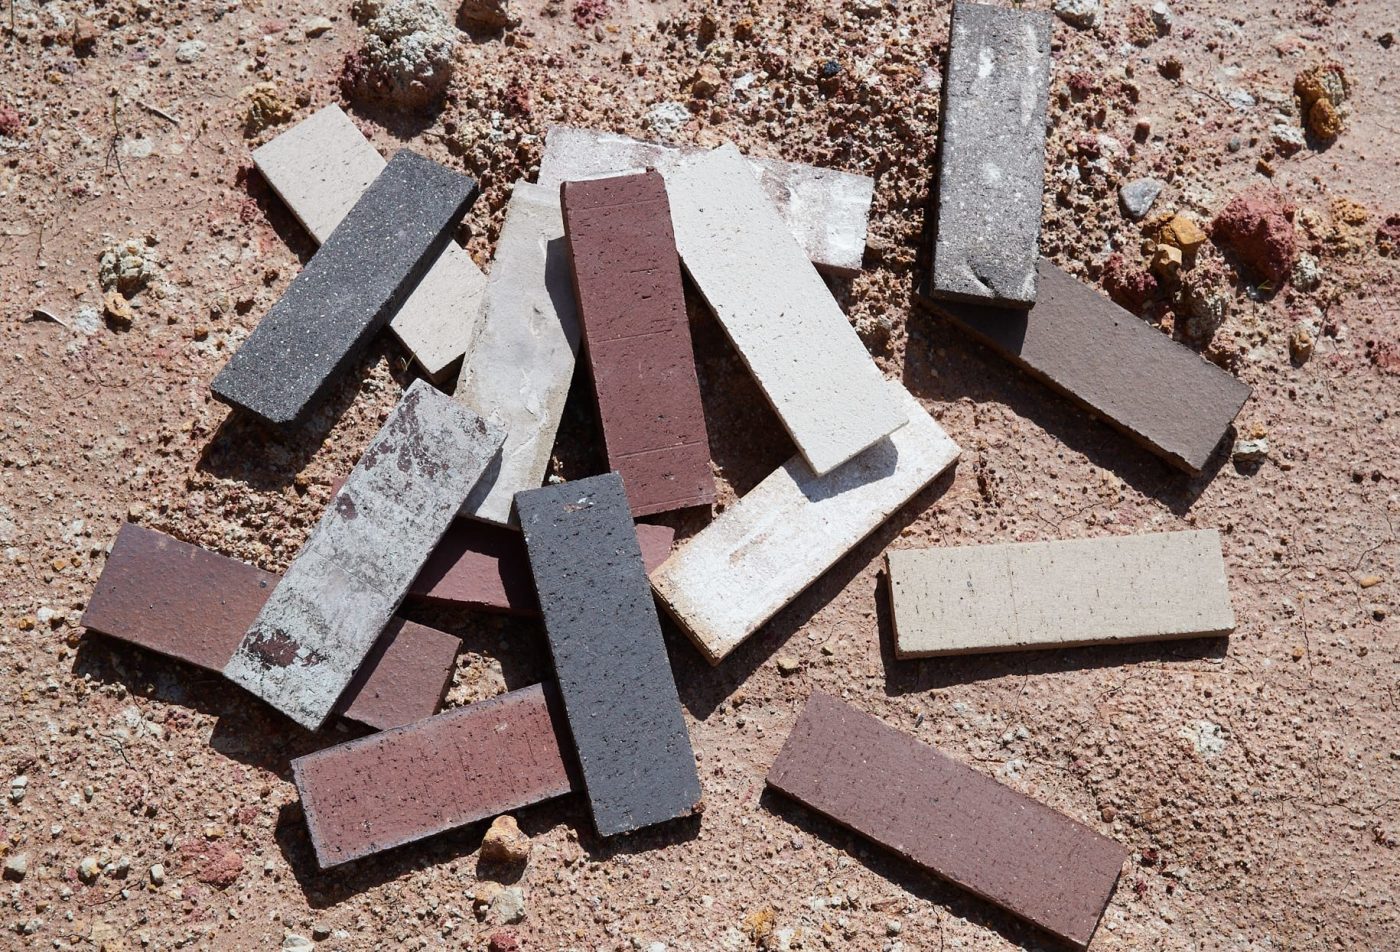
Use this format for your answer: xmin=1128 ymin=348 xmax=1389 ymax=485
xmin=292 ymin=684 xmax=574 ymax=867
xmin=408 ymin=518 xmax=675 ymax=613
xmin=767 ymin=692 xmax=1128 ymax=949
xmin=561 ymin=171 xmax=715 ymax=517
xmin=82 ymin=523 xmax=457 ymax=731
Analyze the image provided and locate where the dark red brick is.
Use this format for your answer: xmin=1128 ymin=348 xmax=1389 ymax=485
xmin=292 ymin=684 xmax=574 ymax=867
xmin=767 ymin=692 xmax=1128 ymax=950
xmin=561 ymin=172 xmax=715 ymax=517
xmin=82 ymin=523 xmax=457 ymax=731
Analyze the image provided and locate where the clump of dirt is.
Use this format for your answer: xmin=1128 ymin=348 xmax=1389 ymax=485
xmin=1377 ymin=214 xmax=1400 ymax=257
xmin=0 ymin=102 xmax=21 ymax=138
xmin=1294 ymin=62 xmax=1350 ymax=141
xmin=98 ymin=237 xmax=157 ymax=295
xmin=1176 ymin=250 xmax=1234 ymax=343
xmin=342 ymin=0 xmax=456 ymax=110
xmin=241 ymin=82 xmax=295 ymax=136
xmin=1103 ymin=251 xmax=1159 ymax=313
xmin=1210 ymin=187 xmax=1298 ymax=285
xmin=177 ymin=839 xmax=244 ymax=890
xmin=572 ymin=0 xmax=610 ymax=29
xmin=1327 ymin=196 xmax=1371 ymax=257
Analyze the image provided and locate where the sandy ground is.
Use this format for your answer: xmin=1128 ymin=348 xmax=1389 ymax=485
xmin=1 ymin=0 xmax=1398 ymax=949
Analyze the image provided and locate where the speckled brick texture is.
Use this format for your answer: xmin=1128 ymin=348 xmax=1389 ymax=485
xmin=767 ymin=692 xmax=1129 ymax=950
xmin=918 ymin=258 xmax=1252 ymax=474
xmin=212 ymin=150 xmax=479 ymax=426
xmin=516 ymin=473 xmax=701 ymax=836
xmin=80 ymin=523 xmax=458 ymax=731
xmin=928 ymin=2 xmax=1052 ymax=307
xmin=222 ymin=381 xmax=504 ymax=730
xmin=562 ymin=172 xmax=714 ymax=517
xmin=293 ymin=684 xmax=574 ymax=868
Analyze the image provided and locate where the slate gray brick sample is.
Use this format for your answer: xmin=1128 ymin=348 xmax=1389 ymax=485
xmin=223 ymin=380 xmax=504 ymax=730
xmin=515 ymin=473 xmax=701 ymax=836
xmin=928 ymin=2 xmax=1052 ymax=307
xmin=212 ymin=150 xmax=479 ymax=427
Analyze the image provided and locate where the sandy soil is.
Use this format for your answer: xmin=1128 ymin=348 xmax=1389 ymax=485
xmin=1 ymin=0 xmax=1397 ymax=949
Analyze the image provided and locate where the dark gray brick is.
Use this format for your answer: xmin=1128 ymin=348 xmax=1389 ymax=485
xmin=515 ymin=473 xmax=700 ymax=836
xmin=212 ymin=150 xmax=479 ymax=427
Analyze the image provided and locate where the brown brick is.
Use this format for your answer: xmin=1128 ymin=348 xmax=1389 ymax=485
xmin=561 ymin=172 xmax=714 ymax=516
xmin=82 ymin=523 xmax=457 ymax=731
xmin=292 ymin=684 xmax=573 ymax=867
xmin=767 ymin=692 xmax=1127 ymax=949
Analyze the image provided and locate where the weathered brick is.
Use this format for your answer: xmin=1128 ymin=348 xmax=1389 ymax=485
xmin=213 ymin=151 xmax=478 ymax=427
xmin=516 ymin=474 xmax=700 ymax=836
xmin=293 ymin=684 xmax=573 ymax=867
xmin=81 ymin=523 xmax=457 ymax=731
xmin=537 ymin=125 xmax=873 ymax=276
xmin=665 ymin=143 xmax=906 ymax=475
xmin=251 ymin=104 xmax=489 ymax=380
xmin=455 ymin=181 xmax=581 ymax=525
xmin=652 ymin=383 xmax=959 ymax=664
xmin=768 ymin=692 xmax=1128 ymax=950
xmin=918 ymin=258 xmax=1252 ymax=474
xmin=223 ymin=381 xmax=503 ymax=730
xmin=889 ymin=530 xmax=1235 ymax=657
xmin=562 ymin=172 xmax=714 ymax=516
xmin=927 ymin=2 xmax=1052 ymax=307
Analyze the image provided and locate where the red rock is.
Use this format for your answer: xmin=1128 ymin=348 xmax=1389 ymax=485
xmin=1101 ymin=252 xmax=1159 ymax=313
xmin=1210 ymin=187 xmax=1297 ymax=284
xmin=179 ymin=840 xmax=243 ymax=890
xmin=0 ymin=103 xmax=21 ymax=139
xmin=1376 ymin=214 xmax=1400 ymax=257
xmin=489 ymin=931 xmax=521 ymax=952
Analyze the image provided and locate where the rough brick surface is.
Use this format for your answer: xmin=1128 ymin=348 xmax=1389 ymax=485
xmin=455 ymin=181 xmax=581 ymax=525
xmin=252 ymin=104 xmax=489 ymax=379
xmin=768 ymin=692 xmax=1128 ymax=950
xmin=537 ymin=125 xmax=873 ymax=276
xmin=928 ymin=2 xmax=1052 ymax=307
xmin=516 ymin=474 xmax=700 ymax=836
xmin=213 ymin=150 xmax=478 ymax=426
xmin=409 ymin=519 xmax=676 ymax=614
xmin=562 ymin=172 xmax=714 ymax=516
xmin=293 ymin=685 xmax=573 ymax=867
xmin=889 ymin=530 xmax=1236 ymax=657
xmin=223 ymin=381 xmax=504 ymax=729
xmin=666 ymin=143 xmax=906 ymax=475
xmin=652 ymin=384 xmax=959 ymax=664
xmin=918 ymin=258 xmax=1252 ymax=474
xmin=81 ymin=523 xmax=458 ymax=731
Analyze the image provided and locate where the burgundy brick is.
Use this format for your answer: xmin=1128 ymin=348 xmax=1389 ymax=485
xmin=82 ymin=523 xmax=457 ymax=731
xmin=767 ymin=692 xmax=1128 ymax=950
xmin=561 ymin=172 xmax=715 ymax=517
xmin=292 ymin=684 xmax=574 ymax=867
xmin=409 ymin=518 xmax=675 ymax=613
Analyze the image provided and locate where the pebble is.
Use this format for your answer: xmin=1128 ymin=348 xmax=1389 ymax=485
xmin=1359 ymin=575 xmax=1383 ymax=589
xmin=3 ymin=852 xmax=28 ymax=881
xmin=175 ymin=40 xmax=207 ymax=63
xmin=691 ymin=63 xmax=723 ymax=98
xmin=1053 ymin=0 xmax=1103 ymax=29
xmin=283 ymin=933 xmax=314 ymax=951
xmin=79 ymin=855 xmax=101 ymax=882
xmin=480 ymin=814 xmax=531 ymax=867
xmin=489 ymin=886 xmax=527 ymax=925
xmin=1291 ymin=253 xmax=1322 ymax=290
xmin=1150 ymin=2 xmax=1173 ymax=31
xmin=148 ymin=863 xmax=165 ymax=886
xmin=312 ymin=923 xmax=332 ymax=940
xmin=303 ymin=16 xmax=333 ymax=37
xmin=775 ymin=655 xmax=801 ymax=675
xmin=10 ymin=774 xmax=27 ymax=803
xmin=1270 ymin=123 xmax=1306 ymax=156
xmin=1232 ymin=437 xmax=1270 ymax=463
xmin=488 ymin=931 xmax=521 ymax=952
xmin=1119 ymin=178 xmax=1163 ymax=220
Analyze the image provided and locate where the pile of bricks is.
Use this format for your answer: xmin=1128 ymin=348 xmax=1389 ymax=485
xmin=80 ymin=4 xmax=1252 ymax=947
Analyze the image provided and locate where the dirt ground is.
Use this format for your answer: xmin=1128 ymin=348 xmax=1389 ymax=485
xmin=1 ymin=0 xmax=1398 ymax=949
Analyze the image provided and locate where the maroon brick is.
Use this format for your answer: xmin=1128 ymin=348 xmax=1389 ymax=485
xmin=81 ymin=523 xmax=457 ymax=731
xmin=561 ymin=171 xmax=715 ymax=517
xmin=767 ymin=692 xmax=1128 ymax=950
xmin=408 ymin=518 xmax=675 ymax=614
xmin=292 ymin=684 xmax=574 ymax=867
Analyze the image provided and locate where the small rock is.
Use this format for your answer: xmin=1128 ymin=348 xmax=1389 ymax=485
xmin=1053 ymin=0 xmax=1103 ymax=29
xmin=303 ymin=16 xmax=334 ymax=37
xmin=342 ymin=0 xmax=457 ymax=110
xmin=283 ymin=933 xmax=314 ymax=952
xmin=1150 ymin=1 xmax=1172 ymax=31
xmin=647 ymin=101 xmax=692 ymax=140
xmin=1211 ymin=187 xmax=1297 ymax=284
xmin=148 ymin=863 xmax=165 ymax=886
xmin=691 ymin=63 xmax=723 ymax=98
xmin=488 ymin=931 xmax=521 ymax=952
xmin=480 ymin=814 xmax=531 ymax=867
xmin=1149 ymin=243 xmax=1183 ymax=280
xmin=79 ymin=855 xmax=101 ymax=883
xmin=459 ymin=0 xmax=518 ymax=29
xmin=99 ymin=238 xmax=155 ymax=295
xmin=1288 ymin=326 xmax=1315 ymax=364
xmin=1157 ymin=213 xmax=1207 ymax=254
xmin=1270 ymin=123 xmax=1306 ymax=156
xmin=241 ymin=82 xmax=295 ymax=135
xmin=1119 ymin=178 xmax=1163 ymax=220
xmin=1294 ymin=63 xmax=1349 ymax=141
xmin=1291 ymin=253 xmax=1322 ymax=290
xmin=1359 ymin=575 xmax=1383 ymax=588
xmin=3 ymin=853 xmax=28 ymax=881
xmin=10 ymin=775 xmax=28 ymax=803
xmin=175 ymin=40 xmax=207 ymax=63
xmin=489 ymin=886 xmax=526 ymax=925
xmin=775 ymin=655 xmax=801 ymax=675
xmin=312 ymin=923 xmax=332 ymax=940
xmin=104 ymin=290 xmax=134 ymax=327
xmin=1232 ymin=437 xmax=1269 ymax=463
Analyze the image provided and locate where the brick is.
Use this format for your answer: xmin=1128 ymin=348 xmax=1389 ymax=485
xmin=918 ymin=258 xmax=1252 ymax=474
xmin=213 ymin=151 xmax=478 ymax=427
xmin=293 ymin=684 xmax=573 ymax=867
xmin=252 ymin=105 xmax=489 ymax=380
xmin=516 ymin=474 xmax=700 ymax=836
xmin=223 ymin=381 xmax=504 ymax=730
xmin=409 ymin=519 xmax=676 ymax=614
xmin=537 ymin=125 xmax=873 ymax=277
xmin=889 ymin=529 xmax=1235 ymax=657
xmin=652 ymin=383 xmax=959 ymax=664
xmin=561 ymin=172 xmax=714 ymax=517
xmin=666 ymin=144 xmax=906 ymax=475
xmin=455 ymin=181 xmax=581 ymax=525
xmin=768 ymin=692 xmax=1128 ymax=950
xmin=927 ymin=2 xmax=1052 ymax=307
xmin=81 ymin=523 xmax=457 ymax=731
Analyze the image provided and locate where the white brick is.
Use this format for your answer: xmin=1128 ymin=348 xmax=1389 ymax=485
xmin=251 ymin=105 xmax=487 ymax=380
xmin=454 ymin=181 xmax=581 ymax=525
xmin=537 ymin=126 xmax=874 ymax=277
xmin=888 ymin=530 xmax=1236 ymax=657
xmin=652 ymin=384 xmax=959 ymax=664
xmin=665 ymin=143 xmax=906 ymax=475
